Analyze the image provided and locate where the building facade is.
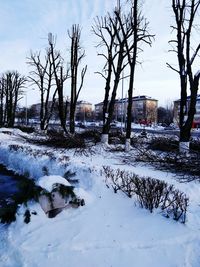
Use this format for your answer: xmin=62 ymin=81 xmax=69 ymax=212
xmin=95 ymin=95 xmax=158 ymax=124
xmin=28 ymin=100 xmax=93 ymax=122
xmin=75 ymin=101 xmax=93 ymax=121
xmin=174 ymin=95 xmax=200 ymax=128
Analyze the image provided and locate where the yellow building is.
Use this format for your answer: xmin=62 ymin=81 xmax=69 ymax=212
xmin=95 ymin=95 xmax=158 ymax=124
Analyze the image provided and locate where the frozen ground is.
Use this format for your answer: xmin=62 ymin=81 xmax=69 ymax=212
xmin=0 ymin=128 xmax=200 ymax=267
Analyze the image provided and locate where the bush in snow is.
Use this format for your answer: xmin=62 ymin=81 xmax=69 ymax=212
xmin=101 ymin=166 xmax=189 ymax=223
xmin=38 ymin=180 xmax=85 ymax=218
xmin=148 ymin=137 xmax=179 ymax=152
xmin=0 ymin=203 xmax=18 ymax=224
xmin=0 ymin=178 xmax=42 ymax=224
xmin=102 ymin=166 xmax=134 ymax=197
xmin=135 ymin=145 xmax=200 ymax=181
xmin=79 ymin=129 xmax=101 ymax=145
xmin=63 ymin=170 xmax=79 ymax=184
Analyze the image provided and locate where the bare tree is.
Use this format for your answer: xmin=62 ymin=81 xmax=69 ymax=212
xmin=116 ymin=0 xmax=154 ymax=151
xmin=92 ymin=15 xmax=116 ymax=141
xmin=48 ymin=33 xmax=70 ymax=133
xmin=168 ymin=0 xmax=200 ymax=152
xmin=92 ymin=5 xmax=131 ymax=143
xmin=0 ymin=71 xmax=26 ymax=127
xmin=27 ymin=48 xmax=58 ymax=131
xmin=68 ymin=25 xmax=87 ymax=134
xmin=0 ymin=78 xmax=5 ymax=126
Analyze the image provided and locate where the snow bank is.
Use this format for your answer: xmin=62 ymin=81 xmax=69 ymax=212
xmin=37 ymin=175 xmax=71 ymax=192
xmin=0 ymin=130 xmax=200 ymax=267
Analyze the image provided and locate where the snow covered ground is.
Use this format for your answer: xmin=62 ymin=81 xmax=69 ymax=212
xmin=0 ymin=128 xmax=200 ymax=267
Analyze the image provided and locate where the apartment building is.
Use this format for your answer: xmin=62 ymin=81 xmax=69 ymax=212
xmin=29 ymin=100 xmax=92 ymax=121
xmin=95 ymin=95 xmax=158 ymax=124
xmin=75 ymin=100 xmax=93 ymax=121
xmin=174 ymin=95 xmax=200 ymax=128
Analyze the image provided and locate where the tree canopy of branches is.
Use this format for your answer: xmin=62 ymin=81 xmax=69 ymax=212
xmin=92 ymin=7 xmax=128 ymax=139
xmin=68 ymin=24 xmax=87 ymax=134
xmin=93 ymin=0 xmax=153 ymax=145
xmin=168 ymin=0 xmax=200 ymax=149
xmin=27 ymin=42 xmax=62 ymax=131
xmin=115 ymin=0 xmax=154 ymax=150
xmin=0 ymin=71 xmax=26 ymax=127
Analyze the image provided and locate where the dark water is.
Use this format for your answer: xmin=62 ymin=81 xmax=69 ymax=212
xmin=0 ymin=165 xmax=21 ymax=208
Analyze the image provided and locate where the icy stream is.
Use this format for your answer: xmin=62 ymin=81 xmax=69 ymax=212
xmin=0 ymin=164 xmax=20 ymax=208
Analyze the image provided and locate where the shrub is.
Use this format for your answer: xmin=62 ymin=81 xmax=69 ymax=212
xmin=79 ymin=129 xmax=101 ymax=144
xmin=135 ymin=148 xmax=200 ymax=181
xmin=9 ymin=144 xmax=24 ymax=152
xmin=109 ymin=130 xmax=126 ymax=145
xmin=0 ymin=203 xmax=18 ymax=224
xmin=24 ymin=209 xmax=31 ymax=224
xmin=148 ymin=137 xmax=179 ymax=152
xmin=101 ymin=166 xmax=189 ymax=223
xmin=13 ymin=178 xmax=42 ymax=204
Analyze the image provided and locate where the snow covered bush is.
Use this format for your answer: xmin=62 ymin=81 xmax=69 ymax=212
xmin=0 ymin=203 xmax=18 ymax=224
xmin=37 ymin=176 xmax=85 ymax=218
xmin=102 ymin=166 xmax=189 ymax=223
xmin=0 ymin=178 xmax=42 ymax=224
xmin=0 ymin=174 xmax=85 ymax=223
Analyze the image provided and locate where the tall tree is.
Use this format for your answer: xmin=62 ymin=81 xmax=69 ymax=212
xmin=68 ymin=25 xmax=87 ymax=134
xmin=92 ymin=15 xmax=116 ymax=141
xmin=116 ymin=0 xmax=154 ymax=151
xmin=92 ymin=6 xmax=131 ymax=143
xmin=48 ymin=33 xmax=69 ymax=133
xmin=168 ymin=0 xmax=200 ymax=152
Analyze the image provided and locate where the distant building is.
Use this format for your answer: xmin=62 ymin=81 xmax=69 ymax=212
xmin=28 ymin=100 xmax=93 ymax=121
xmin=95 ymin=95 xmax=158 ymax=124
xmin=94 ymin=102 xmax=104 ymax=120
xmin=75 ymin=101 xmax=93 ymax=121
xmin=174 ymin=95 xmax=200 ymax=128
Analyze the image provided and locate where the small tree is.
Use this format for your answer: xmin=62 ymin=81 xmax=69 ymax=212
xmin=27 ymin=48 xmax=58 ymax=131
xmin=0 ymin=71 xmax=26 ymax=127
xmin=168 ymin=0 xmax=200 ymax=152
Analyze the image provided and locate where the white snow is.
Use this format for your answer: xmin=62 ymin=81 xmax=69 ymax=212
xmin=195 ymin=69 xmax=200 ymax=77
xmin=37 ymin=175 xmax=71 ymax=192
xmin=0 ymin=128 xmax=200 ymax=267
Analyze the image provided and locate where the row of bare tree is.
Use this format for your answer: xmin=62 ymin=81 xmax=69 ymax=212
xmin=27 ymin=25 xmax=87 ymax=134
xmin=93 ymin=0 xmax=154 ymax=150
xmin=0 ymin=25 xmax=87 ymax=133
xmin=1 ymin=0 xmax=200 ymax=153
xmin=0 ymin=71 xmax=26 ymax=127
xmin=94 ymin=0 xmax=200 ymax=152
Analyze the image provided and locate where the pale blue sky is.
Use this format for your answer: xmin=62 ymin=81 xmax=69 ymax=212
xmin=0 ymin=0 xmax=197 ymax=107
